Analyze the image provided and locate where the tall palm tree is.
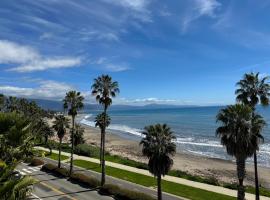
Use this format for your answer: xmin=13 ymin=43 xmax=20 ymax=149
xmin=52 ymin=115 xmax=70 ymax=168
xmin=140 ymin=124 xmax=176 ymax=200
xmin=91 ymin=75 xmax=119 ymax=185
xmin=73 ymin=123 xmax=85 ymax=147
xmin=94 ymin=112 xmax=111 ymax=185
xmin=63 ymin=91 xmax=84 ymax=175
xmin=216 ymin=104 xmax=265 ymax=200
xmin=235 ymin=72 xmax=270 ymax=199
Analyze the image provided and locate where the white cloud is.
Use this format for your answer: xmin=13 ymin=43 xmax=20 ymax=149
xmin=39 ymin=32 xmax=54 ymax=40
xmin=0 ymin=80 xmax=74 ymax=100
xmin=9 ymin=57 xmax=82 ymax=73
xmin=79 ymin=29 xmax=119 ymax=42
xmin=103 ymin=0 xmax=149 ymax=11
xmin=0 ymin=40 xmax=39 ymax=63
xmin=102 ymin=0 xmax=152 ymax=22
xmin=182 ymin=0 xmax=221 ymax=32
xmin=105 ymin=63 xmax=130 ymax=72
xmin=0 ymin=40 xmax=81 ymax=72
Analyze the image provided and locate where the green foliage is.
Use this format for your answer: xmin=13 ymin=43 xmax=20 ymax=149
xmin=0 ymin=112 xmax=34 ymax=163
xmin=0 ymin=161 xmax=36 ymax=200
xmin=74 ymin=144 xmax=100 ymax=157
xmin=52 ymin=115 xmax=69 ymax=141
xmin=141 ymin=124 xmax=176 ymax=177
xmin=73 ymin=123 xmax=85 ymax=146
xmin=91 ymin=74 xmax=120 ymax=109
xmin=45 ymin=152 xmax=68 ymax=161
xmin=168 ymin=170 xmax=219 ymax=186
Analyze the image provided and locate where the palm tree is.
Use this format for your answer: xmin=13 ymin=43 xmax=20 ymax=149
xmin=52 ymin=115 xmax=70 ymax=168
xmin=91 ymin=75 xmax=119 ymax=185
xmin=140 ymin=124 xmax=176 ymax=200
xmin=235 ymin=72 xmax=270 ymax=199
xmin=0 ymin=161 xmax=36 ymax=200
xmin=216 ymin=104 xmax=265 ymax=200
xmin=63 ymin=91 xmax=84 ymax=175
xmin=94 ymin=113 xmax=111 ymax=184
xmin=73 ymin=123 xmax=85 ymax=147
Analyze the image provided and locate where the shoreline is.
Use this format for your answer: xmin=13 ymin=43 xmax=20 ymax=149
xmin=79 ymin=122 xmax=270 ymax=189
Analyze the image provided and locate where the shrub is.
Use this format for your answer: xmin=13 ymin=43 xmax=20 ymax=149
xmin=41 ymin=163 xmax=57 ymax=172
xmin=30 ymin=158 xmax=44 ymax=166
xmin=99 ymin=184 xmax=155 ymax=200
xmin=74 ymin=144 xmax=100 ymax=157
xmin=99 ymin=184 xmax=120 ymax=195
xmin=70 ymin=172 xmax=100 ymax=188
xmin=54 ymin=167 xmax=69 ymax=177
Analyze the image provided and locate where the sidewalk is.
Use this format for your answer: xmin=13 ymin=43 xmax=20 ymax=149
xmin=36 ymin=146 xmax=270 ymax=200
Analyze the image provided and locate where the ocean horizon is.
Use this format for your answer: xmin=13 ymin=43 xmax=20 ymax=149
xmin=79 ymin=106 xmax=270 ymax=168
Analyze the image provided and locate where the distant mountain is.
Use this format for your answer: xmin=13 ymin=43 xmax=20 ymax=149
xmin=30 ymin=98 xmax=198 ymax=112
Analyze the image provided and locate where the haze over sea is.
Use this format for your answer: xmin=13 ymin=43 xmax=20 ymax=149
xmin=80 ymin=106 xmax=270 ymax=168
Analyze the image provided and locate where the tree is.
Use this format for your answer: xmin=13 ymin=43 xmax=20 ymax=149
xmin=63 ymin=91 xmax=84 ymax=175
xmin=0 ymin=112 xmax=36 ymax=200
xmin=52 ymin=115 xmax=70 ymax=168
xmin=91 ymin=75 xmax=119 ymax=185
xmin=140 ymin=124 xmax=176 ymax=200
xmin=0 ymin=161 xmax=36 ymax=200
xmin=235 ymin=72 xmax=270 ymax=199
xmin=0 ymin=94 xmax=5 ymax=111
xmin=216 ymin=104 xmax=265 ymax=200
xmin=73 ymin=123 xmax=85 ymax=147
xmin=0 ymin=112 xmax=34 ymax=163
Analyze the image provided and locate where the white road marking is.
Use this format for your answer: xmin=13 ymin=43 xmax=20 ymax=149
xmin=31 ymin=193 xmax=42 ymax=200
xmin=22 ymin=168 xmax=32 ymax=173
xmin=19 ymin=170 xmax=26 ymax=175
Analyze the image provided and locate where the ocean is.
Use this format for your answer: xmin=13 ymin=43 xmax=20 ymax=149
xmin=79 ymin=106 xmax=270 ymax=167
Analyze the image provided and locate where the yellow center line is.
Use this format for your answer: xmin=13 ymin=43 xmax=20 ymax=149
xmin=35 ymin=179 xmax=78 ymax=200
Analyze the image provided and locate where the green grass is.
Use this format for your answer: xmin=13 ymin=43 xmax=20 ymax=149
xmin=45 ymin=152 xmax=69 ymax=161
xmin=73 ymin=159 xmax=235 ymax=200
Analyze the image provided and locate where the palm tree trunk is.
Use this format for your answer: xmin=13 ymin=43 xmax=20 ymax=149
xmin=99 ymin=131 xmax=103 ymax=166
xmin=101 ymin=128 xmax=106 ymax=186
xmin=254 ymin=152 xmax=260 ymax=200
xmin=69 ymin=115 xmax=75 ymax=176
xmin=251 ymin=109 xmax=260 ymax=200
xmin=101 ymin=106 xmax=108 ymax=185
xmin=237 ymin=157 xmax=246 ymax=200
xmin=58 ymin=138 xmax=62 ymax=168
xmin=157 ymin=174 xmax=162 ymax=200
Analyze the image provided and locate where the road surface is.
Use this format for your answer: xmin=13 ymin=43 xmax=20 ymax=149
xmin=16 ymin=163 xmax=113 ymax=200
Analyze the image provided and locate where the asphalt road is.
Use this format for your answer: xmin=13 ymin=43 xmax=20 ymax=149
xmin=17 ymin=159 xmax=184 ymax=200
xmin=16 ymin=163 xmax=113 ymax=200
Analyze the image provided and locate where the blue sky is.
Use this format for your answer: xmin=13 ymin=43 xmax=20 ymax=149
xmin=0 ymin=0 xmax=269 ymax=106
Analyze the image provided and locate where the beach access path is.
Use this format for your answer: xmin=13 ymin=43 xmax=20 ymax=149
xmin=36 ymin=146 xmax=270 ymax=200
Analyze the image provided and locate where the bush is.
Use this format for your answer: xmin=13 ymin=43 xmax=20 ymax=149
xmin=74 ymin=144 xmax=100 ymax=157
xmin=30 ymin=158 xmax=44 ymax=166
xmin=70 ymin=172 xmax=100 ymax=188
xmin=54 ymin=167 xmax=69 ymax=177
xmin=41 ymin=163 xmax=57 ymax=172
xmin=99 ymin=184 xmax=155 ymax=200
xmin=99 ymin=184 xmax=120 ymax=195
xmin=168 ymin=170 xmax=219 ymax=186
